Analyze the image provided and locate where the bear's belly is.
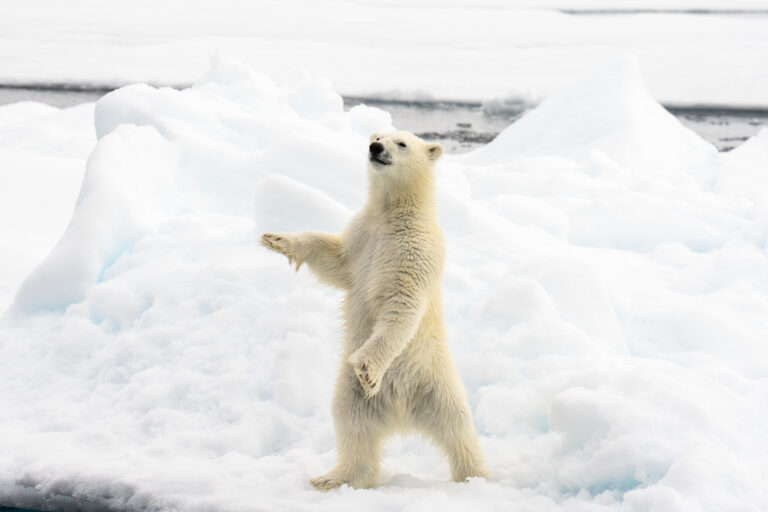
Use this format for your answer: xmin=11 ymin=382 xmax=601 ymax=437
xmin=342 ymin=245 xmax=402 ymax=352
xmin=342 ymin=278 xmax=385 ymax=352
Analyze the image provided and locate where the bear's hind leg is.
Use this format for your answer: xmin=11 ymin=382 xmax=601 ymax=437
xmin=310 ymin=420 xmax=384 ymax=490
xmin=410 ymin=381 xmax=487 ymax=482
xmin=311 ymin=372 xmax=391 ymax=490
xmin=310 ymin=420 xmax=383 ymax=491
xmin=440 ymin=425 xmax=487 ymax=482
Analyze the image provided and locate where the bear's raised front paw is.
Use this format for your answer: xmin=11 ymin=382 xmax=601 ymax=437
xmin=261 ymin=233 xmax=303 ymax=270
xmin=349 ymin=354 xmax=381 ymax=399
xmin=261 ymin=232 xmax=289 ymax=253
xmin=310 ymin=473 xmax=348 ymax=490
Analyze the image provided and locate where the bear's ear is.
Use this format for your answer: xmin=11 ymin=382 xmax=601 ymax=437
xmin=369 ymin=132 xmax=380 ymax=143
xmin=426 ymin=142 xmax=444 ymax=161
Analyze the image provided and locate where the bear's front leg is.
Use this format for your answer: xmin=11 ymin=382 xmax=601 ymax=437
xmin=348 ymin=349 xmax=383 ymax=399
xmin=261 ymin=233 xmax=305 ymax=270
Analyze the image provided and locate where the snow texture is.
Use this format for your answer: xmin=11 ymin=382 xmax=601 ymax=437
xmin=1 ymin=54 xmax=768 ymax=511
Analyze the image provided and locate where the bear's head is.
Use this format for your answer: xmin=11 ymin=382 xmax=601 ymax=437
xmin=366 ymin=131 xmax=443 ymax=199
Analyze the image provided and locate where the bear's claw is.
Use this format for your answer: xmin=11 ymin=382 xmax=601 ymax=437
xmin=351 ymin=359 xmax=381 ymax=398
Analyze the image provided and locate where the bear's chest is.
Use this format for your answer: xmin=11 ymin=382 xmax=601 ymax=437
xmin=349 ymin=224 xmax=399 ymax=281
xmin=346 ymin=219 xmax=416 ymax=303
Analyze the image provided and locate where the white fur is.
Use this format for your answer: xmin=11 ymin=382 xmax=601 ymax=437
xmin=262 ymin=131 xmax=486 ymax=489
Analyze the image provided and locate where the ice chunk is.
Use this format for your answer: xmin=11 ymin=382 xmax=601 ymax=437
xmin=14 ymin=125 xmax=178 ymax=312
xmin=254 ymin=174 xmax=352 ymax=234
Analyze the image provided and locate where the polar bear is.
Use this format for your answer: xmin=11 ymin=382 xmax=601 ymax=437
xmin=261 ymin=131 xmax=487 ymax=489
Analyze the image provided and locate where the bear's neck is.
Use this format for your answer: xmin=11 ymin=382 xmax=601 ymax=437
xmin=367 ymin=176 xmax=436 ymax=217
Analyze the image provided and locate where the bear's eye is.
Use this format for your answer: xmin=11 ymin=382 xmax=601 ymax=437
xmin=397 ymin=142 xmax=407 ymax=148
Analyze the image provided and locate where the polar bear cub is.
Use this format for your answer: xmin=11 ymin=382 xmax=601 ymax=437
xmin=262 ymin=131 xmax=486 ymax=489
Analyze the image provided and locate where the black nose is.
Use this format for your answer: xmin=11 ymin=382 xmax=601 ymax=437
xmin=369 ymin=142 xmax=384 ymax=155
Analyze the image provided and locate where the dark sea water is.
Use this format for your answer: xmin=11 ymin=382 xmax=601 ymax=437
xmin=344 ymin=96 xmax=768 ymax=154
xmin=2 ymin=84 xmax=765 ymax=155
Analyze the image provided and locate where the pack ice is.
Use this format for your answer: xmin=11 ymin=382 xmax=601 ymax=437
xmin=0 ymin=55 xmax=766 ymax=511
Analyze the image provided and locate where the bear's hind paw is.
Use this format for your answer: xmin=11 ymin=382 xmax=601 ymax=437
xmin=310 ymin=473 xmax=348 ymax=490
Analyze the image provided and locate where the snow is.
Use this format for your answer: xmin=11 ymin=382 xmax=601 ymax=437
xmin=1 ymin=54 xmax=768 ymax=511
xmin=2 ymin=1 xmax=768 ymax=107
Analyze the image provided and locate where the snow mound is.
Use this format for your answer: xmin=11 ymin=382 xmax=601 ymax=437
xmin=13 ymin=57 xmax=391 ymax=313
xmin=0 ymin=101 xmax=58 ymax=127
xmin=465 ymin=56 xmax=717 ymax=178
xmin=1 ymin=56 xmax=767 ymax=512
xmin=456 ymin=55 xmax=743 ymax=252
